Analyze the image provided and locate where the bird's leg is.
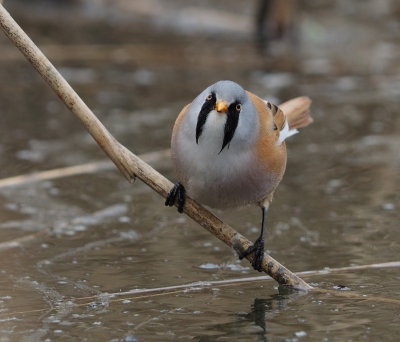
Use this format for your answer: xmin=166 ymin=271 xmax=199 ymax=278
xmin=239 ymin=205 xmax=268 ymax=272
xmin=165 ymin=181 xmax=186 ymax=213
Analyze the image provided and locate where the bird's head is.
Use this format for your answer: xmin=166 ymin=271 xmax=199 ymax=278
xmin=185 ymin=80 xmax=259 ymax=154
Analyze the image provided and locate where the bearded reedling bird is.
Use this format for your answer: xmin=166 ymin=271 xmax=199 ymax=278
xmin=165 ymin=80 xmax=312 ymax=271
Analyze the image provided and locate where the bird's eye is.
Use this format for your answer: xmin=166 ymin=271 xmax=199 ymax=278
xmin=236 ymin=103 xmax=242 ymax=112
xmin=206 ymin=93 xmax=213 ymax=101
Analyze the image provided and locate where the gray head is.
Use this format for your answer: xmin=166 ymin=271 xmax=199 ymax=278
xmin=185 ymin=80 xmax=259 ymax=153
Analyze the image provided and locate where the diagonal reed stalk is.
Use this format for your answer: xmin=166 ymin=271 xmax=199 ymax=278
xmin=0 ymin=4 xmax=311 ymax=290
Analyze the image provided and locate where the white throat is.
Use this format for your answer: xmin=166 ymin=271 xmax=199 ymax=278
xmin=197 ymin=110 xmax=226 ymax=151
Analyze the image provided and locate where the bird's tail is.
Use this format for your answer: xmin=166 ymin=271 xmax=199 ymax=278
xmin=280 ymin=96 xmax=313 ymax=130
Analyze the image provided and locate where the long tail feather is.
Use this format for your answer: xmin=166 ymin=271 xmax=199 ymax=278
xmin=279 ymin=96 xmax=313 ymax=130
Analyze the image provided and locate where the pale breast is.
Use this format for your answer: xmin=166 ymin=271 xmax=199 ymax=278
xmin=172 ymin=131 xmax=281 ymax=210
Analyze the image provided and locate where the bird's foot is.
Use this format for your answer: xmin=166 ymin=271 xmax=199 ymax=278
xmin=165 ymin=182 xmax=186 ymax=213
xmin=239 ymin=236 xmax=265 ymax=272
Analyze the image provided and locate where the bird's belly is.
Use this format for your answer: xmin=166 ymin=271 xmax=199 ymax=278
xmin=173 ymin=147 xmax=279 ymax=210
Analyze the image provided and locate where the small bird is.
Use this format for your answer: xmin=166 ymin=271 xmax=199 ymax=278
xmin=166 ymin=80 xmax=312 ymax=271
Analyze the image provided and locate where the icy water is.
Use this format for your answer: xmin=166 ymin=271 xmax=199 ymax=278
xmin=0 ymin=0 xmax=399 ymax=340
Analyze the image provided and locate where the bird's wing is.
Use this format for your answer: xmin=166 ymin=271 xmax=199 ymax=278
xmin=263 ymin=101 xmax=297 ymax=145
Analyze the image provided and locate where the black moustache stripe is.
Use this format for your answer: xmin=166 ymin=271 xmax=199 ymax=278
xmin=196 ymin=93 xmax=216 ymax=144
xmin=219 ymin=102 xmax=240 ymax=154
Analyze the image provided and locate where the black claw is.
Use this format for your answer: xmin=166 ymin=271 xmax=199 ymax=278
xmin=165 ymin=183 xmax=178 ymax=207
xmin=239 ymin=237 xmax=265 ymax=272
xmin=165 ymin=182 xmax=186 ymax=213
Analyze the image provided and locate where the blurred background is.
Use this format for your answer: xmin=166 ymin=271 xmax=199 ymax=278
xmin=0 ymin=0 xmax=399 ymax=340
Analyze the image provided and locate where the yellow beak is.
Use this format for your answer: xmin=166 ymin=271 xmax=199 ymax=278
xmin=215 ymin=101 xmax=228 ymax=113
